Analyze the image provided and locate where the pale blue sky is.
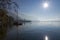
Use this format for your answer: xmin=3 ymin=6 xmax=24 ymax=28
xmin=17 ymin=0 xmax=60 ymax=21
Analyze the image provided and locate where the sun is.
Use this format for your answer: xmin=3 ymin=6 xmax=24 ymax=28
xmin=43 ymin=2 xmax=48 ymax=8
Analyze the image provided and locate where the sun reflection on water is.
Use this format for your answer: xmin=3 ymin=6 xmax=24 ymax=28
xmin=45 ymin=35 xmax=48 ymax=40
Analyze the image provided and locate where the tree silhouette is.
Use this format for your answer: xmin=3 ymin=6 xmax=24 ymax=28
xmin=0 ymin=0 xmax=19 ymax=13
xmin=0 ymin=0 xmax=19 ymax=26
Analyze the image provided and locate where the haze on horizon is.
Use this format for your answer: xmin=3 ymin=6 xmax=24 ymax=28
xmin=16 ymin=0 xmax=60 ymax=21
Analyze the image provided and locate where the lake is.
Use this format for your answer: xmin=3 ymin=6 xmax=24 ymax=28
xmin=1 ymin=22 xmax=60 ymax=40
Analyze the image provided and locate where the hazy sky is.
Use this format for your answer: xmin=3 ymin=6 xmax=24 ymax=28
xmin=17 ymin=0 xmax=60 ymax=21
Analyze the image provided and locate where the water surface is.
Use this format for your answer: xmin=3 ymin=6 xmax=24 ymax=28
xmin=1 ymin=22 xmax=60 ymax=40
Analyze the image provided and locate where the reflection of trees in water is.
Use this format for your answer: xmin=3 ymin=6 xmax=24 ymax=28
xmin=0 ymin=26 xmax=8 ymax=40
xmin=0 ymin=25 xmax=14 ymax=40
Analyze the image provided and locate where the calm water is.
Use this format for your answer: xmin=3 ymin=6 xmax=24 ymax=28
xmin=1 ymin=22 xmax=60 ymax=40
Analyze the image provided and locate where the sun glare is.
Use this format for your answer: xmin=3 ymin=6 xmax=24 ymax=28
xmin=43 ymin=2 xmax=48 ymax=8
xmin=45 ymin=35 xmax=48 ymax=40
